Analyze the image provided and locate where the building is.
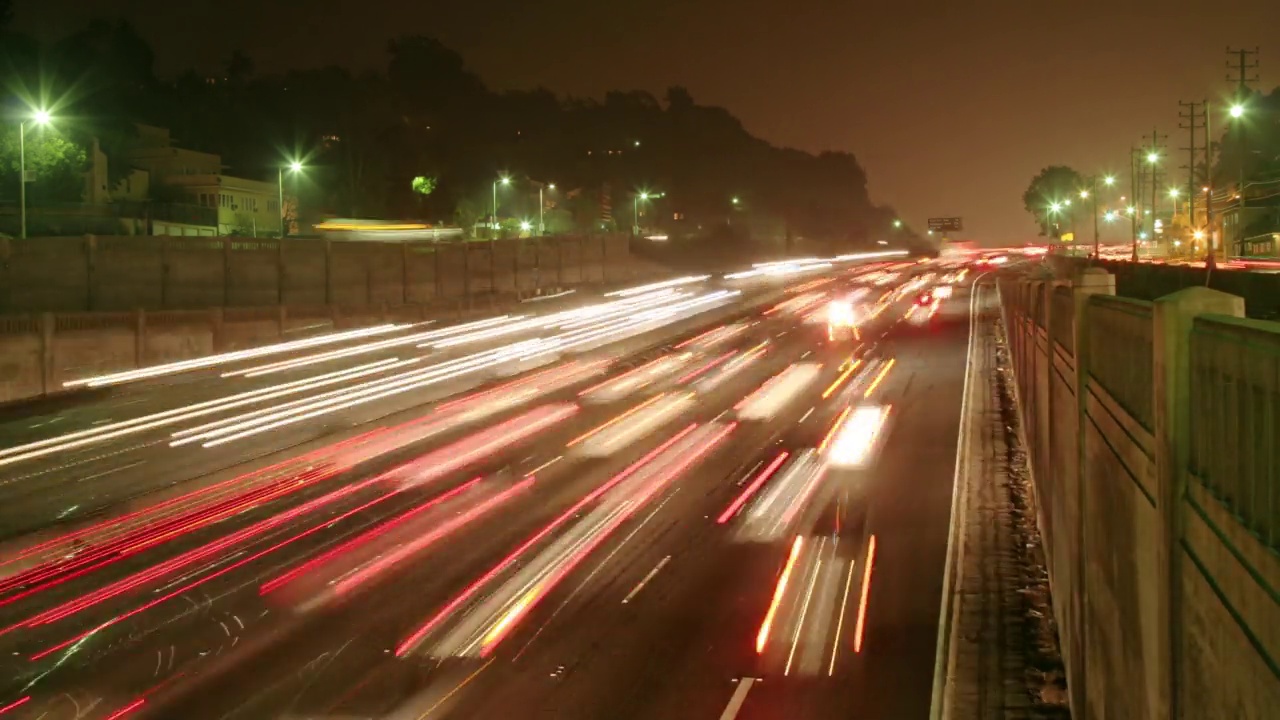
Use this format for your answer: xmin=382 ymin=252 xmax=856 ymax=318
xmin=159 ymin=174 xmax=281 ymax=236
xmin=121 ymin=126 xmax=283 ymax=237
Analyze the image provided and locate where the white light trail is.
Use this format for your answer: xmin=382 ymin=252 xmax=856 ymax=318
xmin=63 ymin=324 xmax=412 ymax=388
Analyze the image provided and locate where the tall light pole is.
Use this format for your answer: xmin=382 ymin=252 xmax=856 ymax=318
xmin=633 ymin=191 xmax=650 ymax=236
xmin=278 ymin=161 xmax=303 ymax=237
xmin=1084 ymin=175 xmax=1115 ymax=259
xmin=1229 ymin=103 xmax=1246 ymax=256
xmin=1146 ymin=150 xmax=1160 ymax=254
xmin=19 ymin=109 xmax=53 ymax=240
xmin=493 ymin=175 xmax=510 ymax=237
xmin=1204 ymin=102 xmax=1215 ymax=261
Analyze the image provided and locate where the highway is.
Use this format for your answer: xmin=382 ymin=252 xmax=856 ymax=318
xmin=0 ymin=257 xmax=982 ymax=720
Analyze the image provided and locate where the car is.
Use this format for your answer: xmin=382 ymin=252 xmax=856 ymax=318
xmin=826 ymin=299 xmax=861 ymax=341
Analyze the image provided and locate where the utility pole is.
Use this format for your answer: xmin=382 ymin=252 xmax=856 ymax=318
xmin=1129 ymin=147 xmax=1139 ymax=261
xmin=1145 ymin=128 xmax=1167 ymax=259
xmin=1204 ymin=101 xmax=1214 ymax=260
xmin=1178 ymin=100 xmax=1206 ymax=263
xmin=1226 ymin=47 xmax=1259 ymax=257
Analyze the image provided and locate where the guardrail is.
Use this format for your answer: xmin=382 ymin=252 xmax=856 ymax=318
xmin=998 ymin=267 xmax=1280 ymax=720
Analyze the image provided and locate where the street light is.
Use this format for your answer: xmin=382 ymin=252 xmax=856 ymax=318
xmin=519 ymin=220 xmax=532 ymax=233
xmin=731 ymin=196 xmax=740 ymax=205
xmin=18 ymin=108 xmax=53 ymax=240
xmin=492 ymin=175 xmax=511 ymax=235
xmin=538 ymin=183 xmax=557 ymax=235
xmin=1146 ymin=151 xmax=1159 ymax=164
xmin=1079 ymin=189 xmax=1089 ymax=199
xmin=1103 ymin=175 xmax=1116 ymax=187
xmin=892 ymin=219 xmax=903 ymax=228
xmin=633 ymin=191 xmax=653 ymax=236
xmin=278 ymin=161 xmax=303 ymax=237
xmin=1229 ymin=104 xmax=1245 ymax=119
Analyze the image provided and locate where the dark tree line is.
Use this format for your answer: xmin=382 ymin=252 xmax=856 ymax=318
xmin=1 ymin=17 xmax=923 ymax=249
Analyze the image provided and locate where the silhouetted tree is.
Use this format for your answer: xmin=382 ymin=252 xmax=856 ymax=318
xmin=1023 ymin=166 xmax=1085 ymax=236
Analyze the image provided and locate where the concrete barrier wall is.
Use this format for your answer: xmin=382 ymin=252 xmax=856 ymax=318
xmin=0 ymin=238 xmax=659 ymax=407
xmin=1049 ymin=254 xmax=1280 ymax=321
xmin=0 ymin=234 xmax=633 ymax=314
xmin=999 ymin=269 xmax=1280 ymax=720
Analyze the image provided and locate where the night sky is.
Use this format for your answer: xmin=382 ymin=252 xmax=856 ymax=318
xmin=12 ymin=1 xmax=1280 ymax=246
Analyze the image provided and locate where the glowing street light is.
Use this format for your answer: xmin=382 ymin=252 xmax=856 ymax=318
xmin=1193 ymin=230 xmax=1205 ymax=241
xmin=492 ymin=175 xmax=511 ymax=234
xmin=278 ymin=160 xmax=304 ymax=237
xmin=1079 ymin=189 xmax=1089 ymax=199
xmin=19 ymin=108 xmax=55 ymax=239
xmin=1168 ymin=188 xmax=1180 ymax=198
xmin=1146 ymin=151 xmax=1159 ymax=164
xmin=1103 ymin=175 xmax=1116 ymax=186
xmin=892 ymin=219 xmax=903 ymax=228
xmin=519 ymin=220 xmax=532 ymax=232
xmin=1229 ymin=104 xmax=1245 ymax=119
xmin=731 ymin=196 xmax=740 ymax=205
xmin=1049 ymin=202 xmax=1063 ymax=213
xmin=634 ymin=190 xmax=656 ymax=236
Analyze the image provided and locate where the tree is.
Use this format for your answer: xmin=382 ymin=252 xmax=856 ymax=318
xmin=1022 ymin=166 xmax=1085 ymax=236
xmin=411 ymin=176 xmax=437 ymax=197
xmin=0 ymin=0 xmax=12 ymax=30
xmin=0 ymin=126 xmax=89 ymax=204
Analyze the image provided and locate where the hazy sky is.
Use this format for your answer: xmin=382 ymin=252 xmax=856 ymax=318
xmin=12 ymin=0 xmax=1280 ymax=245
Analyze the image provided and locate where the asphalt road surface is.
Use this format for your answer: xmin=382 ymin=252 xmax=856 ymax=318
xmin=0 ymin=260 xmax=981 ymax=720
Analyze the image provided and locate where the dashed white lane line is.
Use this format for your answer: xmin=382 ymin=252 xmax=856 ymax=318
xmin=621 ymin=555 xmax=671 ymax=604
xmin=718 ymin=677 xmax=757 ymax=720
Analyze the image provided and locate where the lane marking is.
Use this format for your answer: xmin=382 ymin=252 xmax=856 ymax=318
xmin=928 ymin=272 xmax=988 ymax=719
xmin=415 ymin=657 xmax=494 ymax=719
xmin=526 ymin=455 xmax=564 ymax=477
xmin=717 ymin=678 xmax=757 ymax=720
xmin=799 ymin=407 xmax=815 ymax=423
xmin=621 ymin=555 xmax=671 ymax=604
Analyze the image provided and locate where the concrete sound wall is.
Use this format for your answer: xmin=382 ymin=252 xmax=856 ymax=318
xmin=1001 ymin=269 xmax=1280 ymax=720
xmin=0 ymin=234 xmax=633 ymax=314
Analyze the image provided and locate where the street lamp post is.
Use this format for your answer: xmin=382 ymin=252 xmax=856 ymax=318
xmin=1048 ymin=202 xmax=1063 ymax=241
xmin=278 ymin=161 xmax=303 ymax=238
xmin=1146 ymin=151 xmax=1160 ymax=257
xmin=1204 ymin=102 xmax=1215 ymax=264
xmin=1229 ymin=103 xmax=1246 ymax=257
xmin=18 ymin=109 xmax=53 ymax=240
xmin=493 ymin=175 xmax=511 ymax=238
xmin=633 ymin=191 xmax=650 ymax=236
